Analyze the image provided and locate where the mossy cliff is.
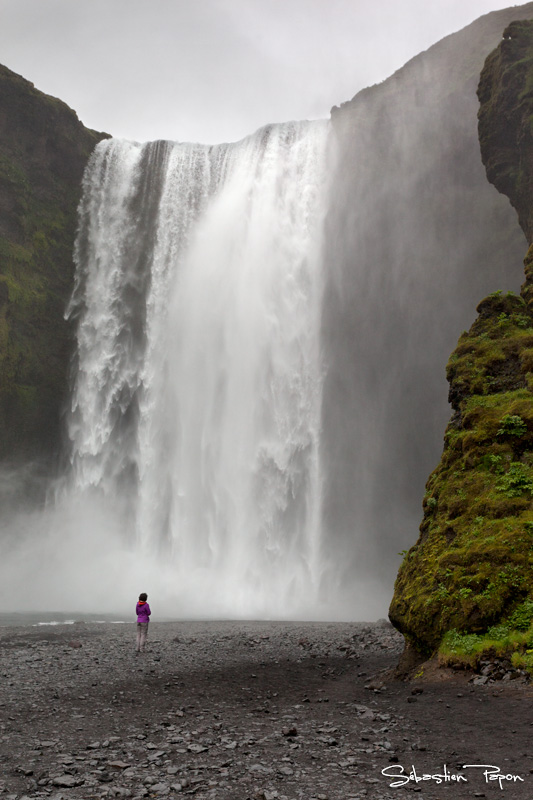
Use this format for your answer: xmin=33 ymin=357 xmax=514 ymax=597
xmin=390 ymin=20 xmax=533 ymax=657
xmin=0 ymin=64 xmax=108 ymax=464
xmin=389 ymin=290 xmax=533 ymax=654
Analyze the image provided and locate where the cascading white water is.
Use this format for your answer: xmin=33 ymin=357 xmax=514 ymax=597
xmin=66 ymin=122 xmax=329 ymax=617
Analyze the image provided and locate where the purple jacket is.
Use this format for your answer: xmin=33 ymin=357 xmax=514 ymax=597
xmin=136 ymin=601 xmax=151 ymax=624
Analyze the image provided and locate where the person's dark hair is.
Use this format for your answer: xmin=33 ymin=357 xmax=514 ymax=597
xmin=139 ymin=592 xmax=148 ymax=602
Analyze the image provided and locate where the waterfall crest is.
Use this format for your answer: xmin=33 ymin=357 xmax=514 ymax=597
xmin=67 ymin=122 xmax=329 ymax=617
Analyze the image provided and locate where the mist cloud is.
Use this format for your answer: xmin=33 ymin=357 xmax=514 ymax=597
xmin=0 ymin=0 xmax=519 ymax=143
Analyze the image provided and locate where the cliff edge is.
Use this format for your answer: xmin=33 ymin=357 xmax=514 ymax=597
xmin=0 ymin=64 xmax=109 ymax=466
xmin=389 ymin=21 xmax=533 ymax=669
xmin=322 ymin=3 xmax=532 ymax=592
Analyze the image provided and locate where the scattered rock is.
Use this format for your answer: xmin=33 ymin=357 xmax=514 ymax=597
xmin=281 ymin=726 xmax=298 ymax=737
xmin=52 ymin=774 xmax=84 ymax=788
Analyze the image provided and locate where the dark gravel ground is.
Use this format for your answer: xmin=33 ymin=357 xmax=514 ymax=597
xmin=0 ymin=620 xmax=531 ymax=800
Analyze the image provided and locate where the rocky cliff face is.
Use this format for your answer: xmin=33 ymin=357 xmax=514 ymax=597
xmin=478 ymin=20 xmax=533 ymax=245
xmin=0 ymin=64 xmax=108 ymax=467
xmin=322 ymin=3 xmax=533 ymax=593
xmin=390 ymin=19 xmax=533 ymax=657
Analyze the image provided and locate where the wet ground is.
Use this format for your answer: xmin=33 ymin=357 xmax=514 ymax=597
xmin=0 ymin=620 xmax=531 ymax=800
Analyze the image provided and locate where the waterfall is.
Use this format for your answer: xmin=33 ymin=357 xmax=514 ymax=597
xmin=66 ymin=122 xmax=329 ymax=617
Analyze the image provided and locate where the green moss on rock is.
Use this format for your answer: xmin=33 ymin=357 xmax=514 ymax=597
xmin=390 ymin=285 xmax=533 ymax=653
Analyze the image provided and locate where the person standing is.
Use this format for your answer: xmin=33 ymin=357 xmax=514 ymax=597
xmin=136 ymin=592 xmax=151 ymax=652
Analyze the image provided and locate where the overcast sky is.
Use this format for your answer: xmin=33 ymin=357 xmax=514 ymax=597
xmin=0 ymin=0 xmax=523 ymax=144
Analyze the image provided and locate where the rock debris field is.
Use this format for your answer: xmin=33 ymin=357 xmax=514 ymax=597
xmin=0 ymin=620 xmax=532 ymax=800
